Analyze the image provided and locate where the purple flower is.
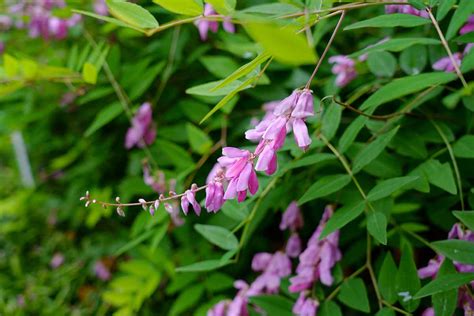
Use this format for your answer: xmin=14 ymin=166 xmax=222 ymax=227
xmin=143 ymin=162 xmax=166 ymax=193
xmin=329 ymin=55 xmax=357 ymax=87
xmin=286 ymin=233 xmax=302 ymax=258
xmin=289 ymin=205 xmax=342 ymax=292
xmin=205 ymin=182 xmax=225 ymax=213
xmin=93 ymin=0 xmax=108 ymax=16
xmin=293 ymin=292 xmax=319 ymax=316
xmin=195 ymin=4 xmax=235 ymax=41
xmin=421 ymin=308 xmax=435 ymax=316
xmin=181 ymin=184 xmax=201 ymax=216
xmin=460 ymin=15 xmax=474 ymax=34
xmin=280 ymin=201 xmax=303 ymax=231
xmin=125 ymin=102 xmax=156 ymax=149
xmin=218 ymin=147 xmax=259 ymax=202
xmin=432 ymin=53 xmax=462 ymax=72
xmin=94 ymin=260 xmax=111 ymax=281
xmin=50 ymin=252 xmax=65 ymax=269
xmin=247 ymin=251 xmax=292 ymax=295
xmin=207 ymin=300 xmax=230 ymax=316
xmin=292 ymin=119 xmax=312 ymax=151
xmin=385 ymin=0 xmax=428 ymax=18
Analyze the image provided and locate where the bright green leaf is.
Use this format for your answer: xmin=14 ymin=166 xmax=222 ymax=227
xmin=453 ymin=135 xmax=474 ymax=158
xmin=186 ymin=123 xmax=212 ymax=154
xmin=344 ymin=14 xmax=430 ymax=30
xmin=299 ymin=174 xmax=351 ymax=205
xmin=194 ymin=224 xmax=239 ymax=250
xmin=153 ymin=0 xmax=203 ymax=16
xmin=367 ymin=211 xmax=387 ymax=244
xmin=106 ymin=0 xmax=159 ymax=29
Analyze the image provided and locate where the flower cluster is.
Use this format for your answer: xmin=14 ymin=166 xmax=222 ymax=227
xmin=280 ymin=202 xmax=304 ymax=258
xmin=289 ymin=205 xmax=342 ymax=316
xmin=195 ymin=4 xmax=235 ymax=41
xmin=418 ymin=223 xmax=474 ymax=315
xmin=125 ymin=102 xmax=157 ymax=149
xmin=3 ymin=0 xmax=82 ymax=41
xmin=385 ymin=0 xmax=429 ymax=18
xmin=328 ymin=56 xmax=358 ymax=87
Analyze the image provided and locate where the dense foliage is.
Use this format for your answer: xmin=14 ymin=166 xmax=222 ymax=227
xmin=1 ymin=0 xmax=474 ymax=315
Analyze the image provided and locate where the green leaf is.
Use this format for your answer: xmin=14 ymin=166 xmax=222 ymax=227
xmin=338 ymin=116 xmax=368 ymax=154
xmin=82 ymin=62 xmax=98 ymax=84
xmin=186 ymin=123 xmax=212 ymax=154
xmin=367 ymin=176 xmax=419 ymax=201
xmin=396 ymin=244 xmax=421 ymax=312
xmin=378 ymin=252 xmax=398 ymax=304
xmin=194 ymin=224 xmax=239 ymax=250
xmin=206 ymin=0 xmax=236 ymax=15
xmin=298 ymin=174 xmax=351 ymax=205
xmin=319 ymin=301 xmax=342 ymax=316
xmin=375 ymin=308 xmax=396 ymax=316
xmin=399 ymin=45 xmax=427 ymax=75
xmin=432 ymin=240 xmax=474 ymax=264
xmin=414 ymin=273 xmax=474 ymax=299
xmin=432 ymin=259 xmax=458 ymax=316
xmin=152 ymin=0 xmax=203 ymax=16
xmin=249 ymin=295 xmax=293 ymax=316
xmin=367 ymin=211 xmax=387 ymax=245
xmin=421 ymin=159 xmax=457 ymax=194
xmin=352 ymin=126 xmax=399 ymax=173
xmin=437 ymin=0 xmax=456 ymax=20
xmin=168 ymin=284 xmax=204 ymax=316
xmin=284 ymin=153 xmax=336 ymax=170
xmin=360 ymin=72 xmax=456 ymax=111
xmin=351 ymin=38 xmax=439 ymax=58
xmin=241 ymin=3 xmax=300 ymax=16
xmin=321 ymin=101 xmax=342 ymax=141
xmin=446 ymin=0 xmax=474 ymax=40
xmin=453 ymin=211 xmax=474 ymax=231
xmin=106 ymin=0 xmax=159 ymax=29
xmin=212 ymin=51 xmax=272 ymax=91
xmin=84 ymin=102 xmax=123 ymax=137
xmin=244 ymin=22 xmax=317 ymax=65
xmin=337 ymin=278 xmax=370 ymax=313
xmin=186 ymin=79 xmax=244 ymax=97
xmin=4 ymin=54 xmax=19 ymax=77
xmin=176 ymin=250 xmax=235 ymax=272
xmin=453 ymin=135 xmax=474 ymax=158
xmin=222 ymin=201 xmax=249 ymax=223
xmin=320 ymin=201 xmax=366 ymax=239
xmin=367 ymin=51 xmax=397 ymax=77
xmin=344 ymin=14 xmax=430 ymax=30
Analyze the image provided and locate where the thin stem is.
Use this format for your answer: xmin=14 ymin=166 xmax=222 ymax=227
xmin=305 ymin=10 xmax=346 ymax=89
xmin=367 ymin=231 xmax=383 ymax=309
xmin=332 ymin=97 xmax=410 ymax=120
xmin=427 ymin=8 xmax=468 ymax=89
xmin=81 ymin=184 xmax=208 ymax=208
xmin=430 ymin=119 xmax=465 ymax=210
xmin=146 ymin=16 xmax=200 ymax=36
xmin=382 ymin=301 xmax=412 ymax=315
xmin=281 ymin=2 xmax=409 ymax=18
xmin=398 ymin=225 xmax=437 ymax=252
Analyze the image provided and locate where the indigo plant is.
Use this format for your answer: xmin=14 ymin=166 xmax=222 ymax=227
xmin=1 ymin=0 xmax=474 ymax=315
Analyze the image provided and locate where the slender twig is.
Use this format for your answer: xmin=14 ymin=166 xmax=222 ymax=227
xmin=382 ymin=301 xmax=412 ymax=316
xmin=367 ymin=231 xmax=383 ymax=309
xmin=332 ymin=97 xmax=411 ymax=120
xmin=427 ymin=8 xmax=468 ymax=89
xmin=305 ymin=10 xmax=346 ymax=89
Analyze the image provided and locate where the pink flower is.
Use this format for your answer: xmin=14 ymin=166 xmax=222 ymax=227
xmin=218 ymin=147 xmax=258 ymax=202
xmin=181 ymin=184 xmax=201 ymax=216
xmin=280 ymin=201 xmax=304 ymax=231
xmin=385 ymin=1 xmax=428 ymax=18
xmin=142 ymin=163 xmax=166 ymax=193
xmin=293 ymin=292 xmax=319 ymax=316
xmin=50 ymin=252 xmax=65 ymax=269
xmin=292 ymin=119 xmax=311 ymax=151
xmin=195 ymin=4 xmax=234 ymax=41
xmin=286 ymin=233 xmax=302 ymax=258
xmin=432 ymin=53 xmax=462 ymax=72
xmin=247 ymin=251 xmax=292 ymax=295
xmin=94 ymin=260 xmax=111 ymax=281
xmin=460 ymin=15 xmax=474 ymax=34
xmin=329 ymin=55 xmax=357 ymax=87
xmin=421 ymin=308 xmax=435 ymax=316
xmin=207 ymin=300 xmax=230 ymax=316
xmin=205 ymin=182 xmax=225 ymax=213
xmin=93 ymin=0 xmax=108 ymax=16
xmin=125 ymin=102 xmax=156 ymax=149
xmin=289 ymin=205 xmax=342 ymax=292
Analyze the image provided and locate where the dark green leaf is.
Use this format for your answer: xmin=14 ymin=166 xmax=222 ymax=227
xmin=421 ymin=159 xmax=457 ymax=194
xmin=453 ymin=211 xmax=474 ymax=231
xmin=432 ymin=240 xmax=474 ymax=264
xmin=351 ymin=38 xmax=440 ymax=58
xmin=352 ymin=126 xmax=399 ymax=173
xmin=345 ymin=14 xmax=430 ymax=30
xmin=367 ymin=51 xmax=397 ymax=77
xmin=249 ymin=295 xmax=293 ymax=316
xmin=320 ymin=201 xmax=366 ymax=239
xmin=453 ymin=135 xmax=474 ymax=158
xmin=194 ymin=224 xmax=239 ymax=250
xmin=400 ymin=45 xmax=427 ymax=75
xmin=319 ymin=301 xmax=342 ymax=316
xmin=414 ymin=273 xmax=474 ymax=299
xmin=84 ymin=102 xmax=123 ymax=137
xmin=437 ymin=0 xmax=456 ymax=20
xmin=433 ymin=259 xmax=458 ymax=316
xmin=299 ymin=174 xmax=351 ymax=205
xmin=337 ymin=278 xmax=370 ymax=313
xmin=367 ymin=211 xmax=387 ymax=244
xmin=338 ymin=116 xmax=368 ymax=154
xmin=375 ymin=308 xmax=395 ymax=316
xmin=367 ymin=176 xmax=419 ymax=201
xmin=446 ymin=0 xmax=474 ymax=39
xmin=378 ymin=252 xmax=398 ymax=304
xmin=396 ymin=244 xmax=420 ymax=312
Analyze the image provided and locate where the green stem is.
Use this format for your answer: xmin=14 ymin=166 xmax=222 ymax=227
xmin=326 ymin=264 xmax=367 ymax=301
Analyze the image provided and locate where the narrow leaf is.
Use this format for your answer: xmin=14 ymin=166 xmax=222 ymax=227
xmin=194 ymin=224 xmax=239 ymax=250
xmin=344 ymin=14 xmax=430 ymax=30
xmin=378 ymin=252 xmax=398 ymax=304
xmin=414 ymin=273 xmax=474 ymax=299
xmin=320 ymin=201 xmax=366 ymax=239
xmin=367 ymin=211 xmax=387 ymax=245
xmin=299 ymin=174 xmax=351 ymax=205
xmin=432 ymin=240 xmax=474 ymax=264
xmin=367 ymin=176 xmax=419 ymax=201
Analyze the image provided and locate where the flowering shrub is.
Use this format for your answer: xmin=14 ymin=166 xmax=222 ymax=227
xmin=1 ymin=0 xmax=474 ymax=315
